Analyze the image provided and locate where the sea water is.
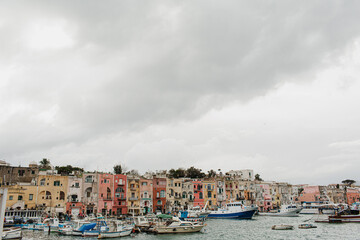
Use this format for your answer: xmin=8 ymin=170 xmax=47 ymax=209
xmin=22 ymin=215 xmax=360 ymax=240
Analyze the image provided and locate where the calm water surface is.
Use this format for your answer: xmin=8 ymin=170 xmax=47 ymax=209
xmin=23 ymin=215 xmax=360 ymax=240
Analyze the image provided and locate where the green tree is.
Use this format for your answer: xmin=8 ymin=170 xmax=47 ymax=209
xmin=39 ymin=158 xmax=51 ymax=170
xmin=168 ymin=168 xmax=186 ymax=178
xmin=55 ymin=165 xmax=84 ymax=176
xmin=207 ymin=169 xmax=217 ymax=178
xmin=255 ymin=174 xmax=263 ymax=181
xmin=113 ymin=165 xmax=123 ymax=174
xmin=342 ymin=179 xmax=356 ymax=186
xmin=185 ymin=166 xmax=206 ymax=179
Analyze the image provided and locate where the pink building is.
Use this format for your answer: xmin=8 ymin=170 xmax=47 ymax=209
xmin=259 ymin=184 xmax=272 ymax=211
xmin=140 ymin=178 xmax=153 ymax=214
xmin=112 ymin=174 xmax=127 ymax=215
xmin=98 ymin=173 xmax=114 ymax=216
xmin=193 ymin=180 xmax=204 ymax=208
xmin=298 ymin=186 xmax=320 ymax=203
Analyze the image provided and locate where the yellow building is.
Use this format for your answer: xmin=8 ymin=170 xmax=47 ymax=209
xmin=127 ymin=176 xmax=141 ymax=215
xmin=6 ymin=184 xmax=37 ymax=209
xmin=166 ymin=178 xmax=183 ymax=211
xmin=203 ymin=179 xmax=217 ymax=209
xmin=37 ymin=174 xmax=69 ymax=214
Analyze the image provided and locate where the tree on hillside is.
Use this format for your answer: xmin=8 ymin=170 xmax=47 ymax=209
xmin=113 ymin=165 xmax=123 ymax=174
xmin=342 ymin=179 xmax=356 ymax=186
xmin=55 ymin=165 xmax=84 ymax=176
xmin=39 ymin=158 xmax=51 ymax=170
xmin=207 ymin=169 xmax=217 ymax=178
xmin=255 ymin=174 xmax=263 ymax=181
xmin=185 ymin=166 xmax=206 ymax=179
xmin=168 ymin=168 xmax=186 ymax=178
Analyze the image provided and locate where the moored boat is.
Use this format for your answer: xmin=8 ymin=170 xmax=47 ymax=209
xmin=271 ymin=224 xmax=294 ymax=230
xmin=208 ymin=202 xmax=256 ymax=219
xmin=298 ymin=223 xmax=317 ymax=229
xmin=153 ymin=217 xmax=205 ymax=234
xmin=258 ymin=204 xmax=302 ymax=217
xmin=97 ymin=221 xmax=133 ymax=238
xmin=2 ymin=227 xmax=22 ymax=240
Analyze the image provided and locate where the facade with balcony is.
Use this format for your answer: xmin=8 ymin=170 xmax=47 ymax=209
xmin=193 ymin=180 xmax=204 ymax=208
xmin=140 ymin=178 xmax=153 ymax=214
xmin=113 ymin=174 xmax=127 ymax=215
xmin=153 ymin=177 xmax=166 ymax=213
xmin=203 ymin=179 xmax=217 ymax=209
xmin=82 ymin=173 xmax=99 ymax=215
xmin=98 ymin=173 xmax=114 ymax=216
xmin=127 ymin=176 xmax=141 ymax=215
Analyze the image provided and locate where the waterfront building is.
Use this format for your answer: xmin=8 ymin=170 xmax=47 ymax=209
xmin=193 ymin=180 xmax=204 ymax=208
xmin=113 ymin=174 xmax=127 ymax=215
xmin=140 ymin=178 xmax=153 ymax=214
xmin=66 ymin=175 xmax=85 ymax=217
xmin=166 ymin=178 xmax=183 ymax=212
xmin=346 ymin=187 xmax=360 ymax=205
xmin=5 ymin=184 xmax=38 ymax=210
xmin=152 ymin=177 xmax=166 ymax=213
xmin=216 ymin=176 xmax=226 ymax=208
xmin=225 ymin=176 xmax=239 ymax=203
xmin=127 ymin=175 xmax=141 ymax=215
xmin=82 ymin=172 xmax=99 ymax=215
xmin=257 ymin=183 xmax=272 ymax=211
xmin=0 ymin=161 xmax=39 ymax=186
xmin=180 ymin=179 xmax=194 ymax=209
xmin=98 ymin=173 xmax=114 ymax=215
xmin=203 ymin=179 xmax=217 ymax=209
xmin=37 ymin=173 xmax=69 ymax=215
xmin=228 ymin=169 xmax=254 ymax=181
xmin=298 ymin=186 xmax=321 ymax=203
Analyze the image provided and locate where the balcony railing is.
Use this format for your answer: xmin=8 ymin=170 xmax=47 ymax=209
xmin=129 ymin=197 xmax=138 ymax=201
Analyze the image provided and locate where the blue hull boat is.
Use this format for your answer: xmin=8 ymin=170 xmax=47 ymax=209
xmin=208 ymin=209 xmax=256 ymax=219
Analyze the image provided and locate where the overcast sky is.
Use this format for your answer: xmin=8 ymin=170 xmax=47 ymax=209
xmin=1 ymin=1 xmax=360 ymax=185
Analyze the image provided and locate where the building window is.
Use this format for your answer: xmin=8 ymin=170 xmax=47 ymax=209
xmin=40 ymin=179 xmax=46 ymax=186
xmin=29 ymin=194 xmax=33 ymax=201
xmin=199 ymin=192 xmax=203 ymax=199
xmin=116 ymin=187 xmax=124 ymax=193
xmin=85 ymin=176 xmax=93 ymax=183
xmin=9 ymin=195 xmax=13 ymax=200
xmin=18 ymin=170 xmax=25 ymax=176
xmin=115 ymin=193 xmax=120 ymax=197
xmin=160 ymin=190 xmax=165 ymax=198
xmin=142 ymin=182 xmax=147 ymax=186
xmin=59 ymin=191 xmax=65 ymax=200
xmin=54 ymin=181 xmax=60 ymax=186
xmin=208 ymin=191 xmax=212 ymax=198
xmin=31 ymin=170 xmax=35 ymax=175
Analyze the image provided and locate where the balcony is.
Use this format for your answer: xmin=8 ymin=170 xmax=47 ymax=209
xmin=117 ymin=182 xmax=125 ymax=186
xmin=141 ymin=197 xmax=152 ymax=201
xmin=129 ymin=197 xmax=138 ymax=201
xmin=130 ymin=187 xmax=137 ymax=191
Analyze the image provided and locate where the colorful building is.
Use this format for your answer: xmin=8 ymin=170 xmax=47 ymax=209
xmin=140 ymin=178 xmax=153 ymax=214
xmin=127 ymin=175 xmax=141 ymax=215
xmin=113 ymin=174 xmax=127 ymax=215
xmin=82 ymin=172 xmax=99 ymax=215
xmin=66 ymin=176 xmax=85 ymax=216
xmin=5 ymin=184 xmax=37 ymax=210
xmin=193 ymin=180 xmax=204 ymax=208
xmin=98 ymin=173 xmax=114 ymax=216
xmin=203 ymin=179 xmax=217 ymax=209
xmin=153 ymin=177 xmax=166 ymax=213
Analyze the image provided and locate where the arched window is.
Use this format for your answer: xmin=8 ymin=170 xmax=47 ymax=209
xmin=106 ymin=187 xmax=111 ymax=199
xmin=85 ymin=187 xmax=92 ymax=198
xmin=46 ymin=191 xmax=51 ymax=200
xmin=59 ymin=191 xmax=65 ymax=200
xmin=116 ymin=187 xmax=124 ymax=193
xmin=85 ymin=176 xmax=93 ymax=183
xmin=157 ymin=200 xmax=162 ymax=205
xmin=182 ymin=191 xmax=187 ymax=198
xmin=188 ymin=191 xmax=193 ymax=200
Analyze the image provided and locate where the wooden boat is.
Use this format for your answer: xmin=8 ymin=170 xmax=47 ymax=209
xmin=153 ymin=217 xmax=205 ymax=234
xmin=271 ymin=225 xmax=294 ymax=230
xmin=298 ymin=223 xmax=317 ymax=229
xmin=98 ymin=221 xmax=133 ymax=238
xmin=2 ymin=227 xmax=22 ymax=240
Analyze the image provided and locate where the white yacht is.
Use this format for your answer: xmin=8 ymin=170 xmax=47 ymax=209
xmin=259 ymin=204 xmax=302 ymax=217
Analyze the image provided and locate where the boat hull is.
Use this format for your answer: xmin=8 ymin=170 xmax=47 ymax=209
xmin=98 ymin=229 xmax=132 ymax=238
xmin=2 ymin=227 xmax=22 ymax=240
xmin=208 ymin=210 xmax=255 ymax=219
xmin=154 ymin=225 xmax=204 ymax=234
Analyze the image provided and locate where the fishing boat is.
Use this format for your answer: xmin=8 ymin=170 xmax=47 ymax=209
xmin=327 ymin=209 xmax=360 ymax=223
xmin=82 ymin=220 xmax=109 ymax=237
xmin=298 ymin=223 xmax=317 ymax=229
xmin=258 ymin=204 xmax=302 ymax=217
xmin=72 ymin=222 xmax=97 ymax=236
xmin=43 ymin=218 xmax=63 ymax=232
xmin=271 ymin=225 xmax=294 ymax=230
xmin=208 ymin=202 xmax=256 ymax=219
xmin=153 ymin=217 xmax=205 ymax=234
xmin=58 ymin=224 xmax=74 ymax=235
xmin=2 ymin=227 xmax=22 ymax=240
xmin=97 ymin=221 xmax=133 ymax=238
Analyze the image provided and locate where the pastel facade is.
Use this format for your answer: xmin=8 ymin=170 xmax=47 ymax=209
xmin=66 ymin=176 xmax=85 ymax=216
xmin=180 ymin=180 xmax=194 ymax=209
xmin=216 ymin=177 xmax=226 ymax=207
xmin=6 ymin=184 xmax=37 ymax=210
xmin=113 ymin=174 xmax=127 ymax=215
xmin=140 ymin=178 xmax=153 ymax=214
xmin=166 ymin=178 xmax=183 ymax=212
xmin=82 ymin=173 xmax=99 ymax=215
xmin=127 ymin=176 xmax=141 ymax=215
xmin=346 ymin=188 xmax=360 ymax=205
xmin=298 ymin=186 xmax=321 ymax=203
xmin=98 ymin=173 xmax=114 ymax=215
xmin=37 ymin=174 xmax=68 ymax=215
xmin=193 ymin=180 xmax=204 ymax=208
xmin=203 ymin=179 xmax=217 ymax=209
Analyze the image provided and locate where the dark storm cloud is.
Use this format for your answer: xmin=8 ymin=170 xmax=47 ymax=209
xmin=1 ymin=0 xmax=360 ymax=159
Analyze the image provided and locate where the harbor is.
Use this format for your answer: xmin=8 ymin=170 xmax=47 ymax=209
xmin=13 ymin=215 xmax=360 ymax=240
